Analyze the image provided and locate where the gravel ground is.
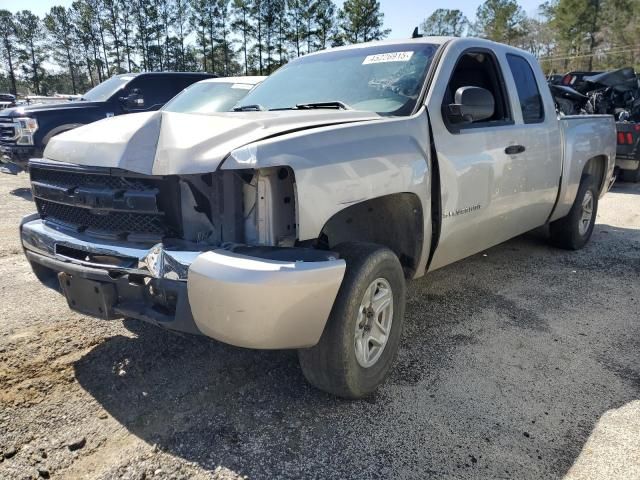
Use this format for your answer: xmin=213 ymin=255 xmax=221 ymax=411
xmin=0 ymin=172 xmax=638 ymax=480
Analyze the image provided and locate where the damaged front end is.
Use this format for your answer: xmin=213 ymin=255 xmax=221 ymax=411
xmin=21 ymin=159 xmax=345 ymax=348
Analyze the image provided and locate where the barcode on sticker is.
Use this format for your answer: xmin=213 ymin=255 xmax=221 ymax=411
xmin=363 ymin=51 xmax=414 ymax=65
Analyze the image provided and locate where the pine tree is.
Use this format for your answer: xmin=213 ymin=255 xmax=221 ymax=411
xmin=543 ymin=0 xmax=602 ymax=70
xmin=15 ymin=10 xmax=46 ymax=94
xmin=118 ymin=0 xmax=135 ymax=71
xmin=473 ymin=0 xmax=528 ymax=46
xmin=251 ymin=0 xmax=264 ymax=74
xmin=0 ymin=10 xmax=18 ymax=96
xmin=45 ymin=6 xmax=82 ymax=93
xmin=70 ymin=2 xmax=97 ymax=87
xmin=421 ymin=9 xmax=467 ymax=37
xmin=338 ymin=0 xmax=389 ymax=44
xmin=217 ymin=0 xmax=234 ymax=75
xmin=314 ymin=0 xmax=337 ymax=50
xmin=173 ymin=0 xmax=192 ymax=70
xmin=232 ymin=0 xmax=253 ymax=74
xmin=73 ymin=0 xmax=106 ymax=83
xmin=302 ymin=0 xmax=318 ymax=53
xmin=261 ymin=0 xmax=278 ymax=72
xmin=287 ymin=0 xmax=306 ymax=57
xmin=102 ymin=0 xmax=123 ymax=72
xmin=599 ymin=0 xmax=640 ymax=68
xmin=133 ymin=0 xmax=150 ymax=70
xmin=274 ymin=0 xmax=289 ymax=65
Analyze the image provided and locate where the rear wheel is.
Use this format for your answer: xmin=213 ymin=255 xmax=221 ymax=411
xmin=298 ymin=243 xmax=406 ymax=399
xmin=549 ymin=174 xmax=598 ymax=250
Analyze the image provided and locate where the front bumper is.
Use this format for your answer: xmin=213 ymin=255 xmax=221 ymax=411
xmin=21 ymin=217 xmax=346 ymax=349
xmin=0 ymin=144 xmax=37 ymax=171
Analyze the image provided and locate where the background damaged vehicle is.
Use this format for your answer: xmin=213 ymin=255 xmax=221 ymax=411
xmin=0 ymin=72 xmax=214 ymax=174
xmin=20 ymin=37 xmax=616 ymax=398
xmin=549 ymin=68 xmax=640 ymax=182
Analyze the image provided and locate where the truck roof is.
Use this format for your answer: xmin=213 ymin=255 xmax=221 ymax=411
xmin=305 ymin=36 xmax=535 ymax=61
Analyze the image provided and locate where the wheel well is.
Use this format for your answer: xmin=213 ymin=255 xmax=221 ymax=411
xmin=583 ymin=155 xmax=607 ymax=194
xmin=317 ymin=193 xmax=424 ymax=278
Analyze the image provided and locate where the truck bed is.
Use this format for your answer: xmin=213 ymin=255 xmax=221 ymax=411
xmin=551 ymin=114 xmax=616 ymax=222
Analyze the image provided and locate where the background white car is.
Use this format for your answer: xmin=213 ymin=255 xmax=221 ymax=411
xmin=162 ymin=76 xmax=267 ymax=114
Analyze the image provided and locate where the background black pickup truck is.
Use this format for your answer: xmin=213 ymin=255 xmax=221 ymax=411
xmin=0 ymin=72 xmax=214 ymax=173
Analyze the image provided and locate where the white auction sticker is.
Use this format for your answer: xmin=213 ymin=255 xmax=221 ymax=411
xmin=363 ymin=51 xmax=414 ymax=65
xmin=231 ymin=83 xmax=254 ymax=90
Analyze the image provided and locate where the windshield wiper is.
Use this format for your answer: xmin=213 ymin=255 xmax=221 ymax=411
xmin=233 ymin=104 xmax=266 ymax=112
xmin=294 ymin=101 xmax=352 ymax=110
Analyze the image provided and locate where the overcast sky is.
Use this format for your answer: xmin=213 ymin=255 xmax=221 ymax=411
xmin=1 ymin=0 xmax=544 ymax=39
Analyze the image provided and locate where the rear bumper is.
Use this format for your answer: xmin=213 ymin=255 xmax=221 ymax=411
xmin=21 ymin=217 xmax=345 ymax=349
xmin=616 ymin=158 xmax=639 ymax=171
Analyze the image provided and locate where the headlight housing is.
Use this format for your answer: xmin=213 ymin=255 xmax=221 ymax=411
xmin=14 ymin=117 xmax=39 ymax=145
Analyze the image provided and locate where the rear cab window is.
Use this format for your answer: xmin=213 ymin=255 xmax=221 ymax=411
xmin=506 ymin=54 xmax=544 ymax=124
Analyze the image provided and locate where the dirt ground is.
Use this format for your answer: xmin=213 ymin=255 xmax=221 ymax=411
xmin=0 ymin=172 xmax=638 ymax=480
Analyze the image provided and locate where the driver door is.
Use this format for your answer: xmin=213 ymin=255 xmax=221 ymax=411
xmin=426 ymin=45 xmax=555 ymax=270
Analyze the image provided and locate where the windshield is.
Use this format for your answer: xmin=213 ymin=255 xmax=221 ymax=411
xmin=238 ymin=43 xmax=439 ymax=115
xmin=162 ymin=82 xmax=257 ymax=113
xmin=82 ymin=75 xmax=135 ymax=102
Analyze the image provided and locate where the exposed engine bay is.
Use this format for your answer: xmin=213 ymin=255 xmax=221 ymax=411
xmin=549 ymin=67 xmax=640 ymax=121
xmin=179 ymin=167 xmax=297 ymax=248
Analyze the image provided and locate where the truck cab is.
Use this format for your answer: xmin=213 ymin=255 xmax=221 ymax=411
xmin=0 ymin=72 xmax=214 ymax=172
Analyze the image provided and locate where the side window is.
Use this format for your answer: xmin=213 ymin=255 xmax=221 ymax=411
xmin=443 ymin=50 xmax=512 ymax=129
xmin=506 ymin=54 xmax=544 ymax=124
xmin=126 ymin=76 xmax=177 ymax=110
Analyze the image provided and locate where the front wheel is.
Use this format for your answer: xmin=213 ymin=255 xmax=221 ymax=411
xmin=298 ymin=243 xmax=406 ymax=399
xmin=549 ymin=174 xmax=599 ymax=250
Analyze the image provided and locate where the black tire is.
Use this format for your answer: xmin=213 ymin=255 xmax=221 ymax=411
xmin=549 ymin=174 xmax=599 ymax=250
xmin=298 ymin=243 xmax=406 ymax=399
xmin=620 ymin=165 xmax=640 ymax=183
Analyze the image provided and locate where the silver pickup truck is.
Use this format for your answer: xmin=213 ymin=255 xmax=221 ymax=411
xmin=20 ymin=37 xmax=616 ymax=398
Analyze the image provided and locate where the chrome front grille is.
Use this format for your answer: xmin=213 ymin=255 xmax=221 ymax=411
xmin=0 ymin=118 xmax=16 ymax=142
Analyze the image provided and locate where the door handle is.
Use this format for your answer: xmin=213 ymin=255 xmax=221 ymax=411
xmin=505 ymin=145 xmax=526 ymax=155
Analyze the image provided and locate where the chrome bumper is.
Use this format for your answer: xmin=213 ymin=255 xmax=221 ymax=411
xmin=21 ymin=217 xmax=346 ymax=349
xmin=21 ymin=216 xmax=198 ymax=280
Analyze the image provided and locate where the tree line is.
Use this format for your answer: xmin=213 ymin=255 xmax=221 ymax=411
xmin=422 ymin=0 xmax=640 ymax=73
xmin=0 ymin=0 xmax=639 ymax=96
xmin=0 ymin=0 xmax=388 ymax=96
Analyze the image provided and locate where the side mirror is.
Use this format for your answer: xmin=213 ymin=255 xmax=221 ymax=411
xmin=447 ymin=86 xmax=495 ymax=123
xmin=121 ymin=89 xmax=145 ymax=110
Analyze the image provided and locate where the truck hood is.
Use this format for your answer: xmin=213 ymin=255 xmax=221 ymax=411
xmin=0 ymin=100 xmax=104 ymax=118
xmin=44 ymin=110 xmax=381 ymax=175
